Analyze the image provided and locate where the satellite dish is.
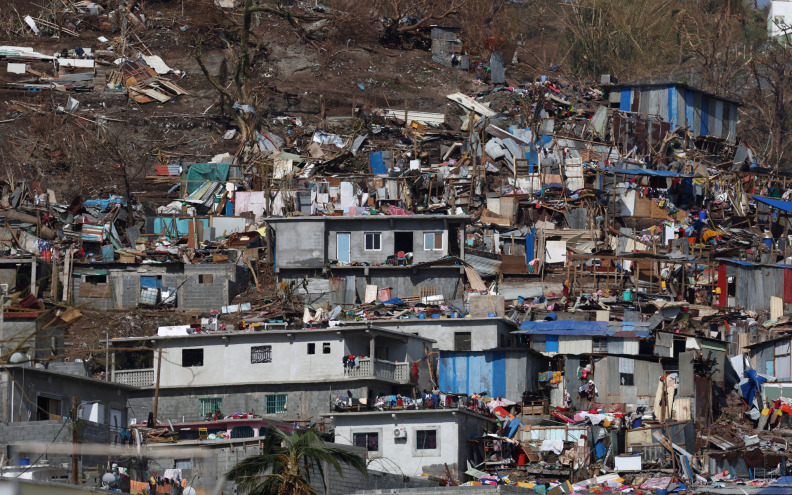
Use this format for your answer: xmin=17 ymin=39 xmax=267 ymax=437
xmin=9 ymin=353 xmax=26 ymax=364
xmin=101 ymin=473 xmax=116 ymax=487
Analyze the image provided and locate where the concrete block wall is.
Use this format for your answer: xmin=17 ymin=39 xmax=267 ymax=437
xmin=128 ymin=383 xmax=372 ymax=423
xmin=180 ymin=263 xmax=249 ymax=310
xmin=1 ymin=420 xmax=112 ymax=469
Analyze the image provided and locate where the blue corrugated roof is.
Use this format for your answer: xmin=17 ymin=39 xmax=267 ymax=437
xmin=719 ymin=258 xmax=792 ymax=269
xmin=516 ymin=321 xmax=610 ymax=336
xmin=597 ymin=166 xmax=692 ymax=178
xmin=752 ymin=195 xmax=792 ymax=214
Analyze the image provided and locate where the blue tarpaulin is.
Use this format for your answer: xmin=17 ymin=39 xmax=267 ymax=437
xmin=83 ymin=197 xmax=124 ymax=209
xmin=516 ymin=320 xmax=610 ymax=335
xmin=751 ymin=195 xmax=792 ymax=214
xmin=369 ymin=151 xmax=391 ymax=174
xmin=598 ymin=167 xmax=692 ymax=178
xmin=740 ymin=369 xmax=767 ymax=405
xmin=382 ymin=297 xmax=404 ymax=305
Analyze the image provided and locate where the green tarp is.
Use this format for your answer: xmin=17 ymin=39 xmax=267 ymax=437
xmin=184 ymin=163 xmax=230 ymax=194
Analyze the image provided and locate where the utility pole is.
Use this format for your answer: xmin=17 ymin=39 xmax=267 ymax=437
xmin=153 ymin=347 xmax=163 ymax=425
xmin=105 ymin=332 xmax=109 ymax=381
xmin=71 ymin=396 xmax=79 ymax=485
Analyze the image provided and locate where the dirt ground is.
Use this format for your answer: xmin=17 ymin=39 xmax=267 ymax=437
xmin=0 ymin=0 xmax=566 ymax=375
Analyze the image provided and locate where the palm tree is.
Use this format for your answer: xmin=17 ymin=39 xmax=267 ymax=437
xmin=226 ymin=425 xmax=368 ymax=495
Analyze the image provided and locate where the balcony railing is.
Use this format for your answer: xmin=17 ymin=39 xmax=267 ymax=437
xmin=113 ymin=369 xmax=155 ymax=387
xmin=346 ymin=358 xmax=409 ymax=384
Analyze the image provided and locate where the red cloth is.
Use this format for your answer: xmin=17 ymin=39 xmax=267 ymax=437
xmin=784 ymin=269 xmax=792 ymax=304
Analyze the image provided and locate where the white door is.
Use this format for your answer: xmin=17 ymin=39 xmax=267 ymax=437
xmin=337 ymin=233 xmax=351 ymax=264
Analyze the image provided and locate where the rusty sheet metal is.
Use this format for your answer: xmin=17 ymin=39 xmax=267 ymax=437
xmin=612 ymin=112 xmax=671 ymax=156
xmin=695 ymin=376 xmax=711 ymax=429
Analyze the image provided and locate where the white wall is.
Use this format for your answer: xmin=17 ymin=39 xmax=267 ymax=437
xmin=332 ymin=411 xmax=473 ymax=478
xmin=769 ymin=1 xmax=792 ymax=38
xmin=375 ymin=319 xmax=514 ymax=351
xmin=154 ymin=330 xmax=426 ymax=388
xmin=159 ymin=333 xmax=346 ymax=387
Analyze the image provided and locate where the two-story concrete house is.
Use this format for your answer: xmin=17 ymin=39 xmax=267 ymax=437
xmin=110 ymin=325 xmax=434 ymax=422
xmin=265 ymin=215 xmax=470 ymax=304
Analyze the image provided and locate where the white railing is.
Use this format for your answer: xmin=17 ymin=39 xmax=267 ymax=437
xmin=346 ymin=359 xmax=409 ymax=384
xmin=113 ymin=369 xmax=155 ymax=387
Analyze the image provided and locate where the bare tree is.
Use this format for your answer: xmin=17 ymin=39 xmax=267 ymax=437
xmin=374 ymin=0 xmax=467 ymax=47
xmin=193 ymin=0 xmax=267 ymax=148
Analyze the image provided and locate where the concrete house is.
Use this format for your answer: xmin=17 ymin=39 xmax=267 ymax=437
xmin=0 ymin=363 xmax=135 ymax=469
xmin=769 ymin=1 xmax=792 ymax=40
xmin=266 ymin=215 xmax=469 ymax=303
xmin=69 ymin=259 xmax=249 ymax=311
xmin=110 ymin=326 xmax=434 ymax=421
xmin=324 ymin=408 xmax=495 ymax=480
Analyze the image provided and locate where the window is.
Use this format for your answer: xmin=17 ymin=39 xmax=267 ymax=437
xmin=592 ymin=338 xmax=608 ymax=353
xmin=85 ymin=274 xmax=107 ymax=284
xmin=36 ymin=395 xmax=62 ymax=421
xmin=199 ymin=397 xmax=222 ymax=417
xmin=182 ymin=348 xmax=204 ymax=367
xmin=416 ymin=429 xmax=437 ymax=450
xmin=198 ymin=274 xmax=213 ymax=284
xmin=251 ymin=345 xmax=272 ymax=364
xmin=620 ymin=373 xmax=634 ymax=386
xmin=364 ymin=232 xmax=382 ymax=251
xmin=423 ymin=232 xmax=443 ymax=250
xmin=265 ymin=394 xmax=287 ymax=414
xmin=353 ymin=432 xmax=379 ymax=452
xmin=307 ymin=343 xmax=316 ymax=354
xmin=175 ymin=459 xmax=192 ymax=470
xmin=454 ymin=332 xmax=471 ymax=351
xmin=323 ymin=343 xmax=331 ymax=354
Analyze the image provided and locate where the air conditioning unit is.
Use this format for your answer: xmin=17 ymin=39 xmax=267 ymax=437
xmin=393 ymin=427 xmax=407 ymax=439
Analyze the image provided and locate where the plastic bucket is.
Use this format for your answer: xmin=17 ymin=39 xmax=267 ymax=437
xmin=17 ymin=458 xmax=29 ymax=466
xmin=623 ymin=290 xmax=632 ymax=301
xmin=518 ymin=454 xmax=527 ymax=466
xmin=763 ymin=237 xmax=774 ymax=248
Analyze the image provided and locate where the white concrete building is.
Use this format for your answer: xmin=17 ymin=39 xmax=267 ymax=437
xmin=324 ymin=408 xmax=495 ymax=480
xmin=110 ymin=326 xmax=434 ymax=421
xmin=769 ymin=1 xmax=792 ymax=40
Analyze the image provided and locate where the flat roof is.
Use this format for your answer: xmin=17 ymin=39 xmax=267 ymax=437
xmin=321 ymin=407 xmax=496 ymax=422
xmin=4 ymin=364 xmax=139 ymax=390
xmin=264 ymin=215 xmax=471 ymax=222
xmin=109 ymin=325 xmax=436 ymax=344
xmin=375 ymin=317 xmax=518 ymax=328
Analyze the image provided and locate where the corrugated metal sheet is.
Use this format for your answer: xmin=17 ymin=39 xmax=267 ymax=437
xmin=438 ymin=351 xmax=537 ymax=400
xmin=559 ymin=335 xmax=592 ymax=354
xmin=465 ymin=250 xmax=501 ymax=278
xmin=617 ymin=84 xmax=737 ymax=142
xmin=519 ymin=427 xmax=587 ymax=443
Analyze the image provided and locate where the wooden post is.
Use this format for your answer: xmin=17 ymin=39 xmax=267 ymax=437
xmin=153 ymin=347 xmax=163 ymax=425
xmin=71 ymin=396 xmax=79 ymax=485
